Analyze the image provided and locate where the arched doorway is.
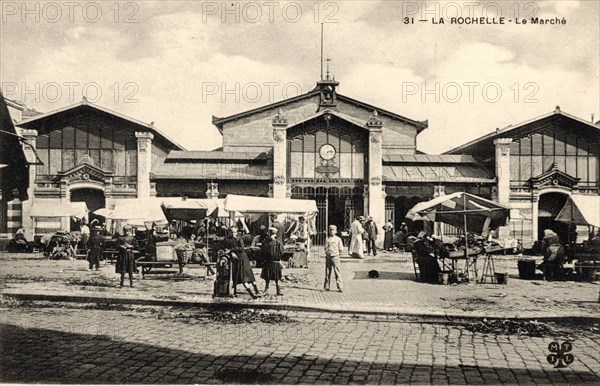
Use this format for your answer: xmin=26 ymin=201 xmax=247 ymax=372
xmin=70 ymin=188 xmax=105 ymax=230
xmin=537 ymin=192 xmax=569 ymax=243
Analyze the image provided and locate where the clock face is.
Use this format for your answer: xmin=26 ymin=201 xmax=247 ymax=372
xmin=319 ymin=144 xmax=336 ymax=160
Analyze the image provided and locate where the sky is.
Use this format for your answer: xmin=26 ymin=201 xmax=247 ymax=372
xmin=1 ymin=0 xmax=599 ymax=153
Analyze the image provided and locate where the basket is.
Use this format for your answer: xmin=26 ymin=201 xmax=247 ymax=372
xmin=176 ymin=248 xmax=192 ymax=263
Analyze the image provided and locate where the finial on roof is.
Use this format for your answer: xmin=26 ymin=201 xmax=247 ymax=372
xmin=81 ymin=96 xmax=88 ymax=104
xmin=555 ymin=105 xmax=561 ymax=113
xmin=547 ymin=162 xmax=559 ymax=172
xmin=373 ymin=110 xmax=378 ymax=117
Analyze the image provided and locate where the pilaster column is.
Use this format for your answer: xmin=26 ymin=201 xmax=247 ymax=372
xmin=367 ymin=111 xmax=385 ymax=245
xmin=135 ymin=131 xmax=154 ymax=200
xmin=494 ymin=138 xmax=512 ymax=238
xmin=272 ymin=109 xmax=288 ymax=199
xmin=432 ymin=185 xmax=445 ymax=236
xmin=206 ymin=182 xmax=219 ymax=199
xmin=20 ymin=129 xmax=37 ymax=239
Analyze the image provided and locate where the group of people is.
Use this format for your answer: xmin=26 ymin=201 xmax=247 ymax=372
xmin=221 ymin=224 xmax=286 ymax=298
xmin=347 ymin=216 xmax=409 ymax=258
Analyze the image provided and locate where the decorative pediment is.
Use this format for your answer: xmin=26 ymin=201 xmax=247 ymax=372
xmin=530 ymin=163 xmax=579 ymax=190
xmin=58 ymin=160 xmax=113 ymax=184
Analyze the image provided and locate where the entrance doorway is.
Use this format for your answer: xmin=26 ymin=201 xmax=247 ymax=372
xmin=537 ymin=192 xmax=569 ymax=243
xmin=291 ymin=186 xmax=364 ymax=245
xmin=70 ymin=188 xmax=105 ymax=230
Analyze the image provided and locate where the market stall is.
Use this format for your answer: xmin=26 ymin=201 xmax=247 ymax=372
xmin=406 ymin=192 xmax=510 ymax=283
xmin=555 ymin=195 xmax=600 ymax=281
xmin=224 ymin=194 xmax=318 ymax=267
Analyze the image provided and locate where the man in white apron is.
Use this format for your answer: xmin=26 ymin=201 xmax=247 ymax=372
xmin=349 ymin=216 xmax=365 ymax=259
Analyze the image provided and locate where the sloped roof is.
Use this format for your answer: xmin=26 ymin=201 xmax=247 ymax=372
xmin=383 ymin=164 xmax=494 ymax=184
xmin=383 ymin=154 xmax=479 ymax=164
xmin=152 ymin=162 xmax=272 ymax=180
xmin=165 ymin=151 xmax=269 ymax=162
xmin=18 ymin=98 xmax=185 ymax=150
xmin=445 ymin=108 xmax=600 ymax=155
xmin=212 ymin=87 xmax=428 ymax=133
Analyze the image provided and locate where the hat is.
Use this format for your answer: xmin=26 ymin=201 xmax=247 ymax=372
xmin=268 ymin=227 xmax=278 ymax=234
xmin=123 ymin=225 xmax=132 ymax=231
xmin=329 ymin=225 xmax=337 ymax=230
xmin=417 ymin=231 xmax=427 ymax=238
xmin=358 ymin=216 xmax=365 ymax=221
xmin=367 ymin=216 xmax=373 ymax=221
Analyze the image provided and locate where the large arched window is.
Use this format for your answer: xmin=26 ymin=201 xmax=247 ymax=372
xmin=287 ymin=124 xmax=366 ymax=181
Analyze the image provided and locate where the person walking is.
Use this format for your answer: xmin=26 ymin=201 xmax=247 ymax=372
xmin=261 ymin=227 xmax=284 ymax=296
xmin=365 ymin=216 xmax=378 ymax=256
xmin=87 ymin=227 xmax=102 ymax=271
xmin=324 ymin=225 xmax=344 ymax=292
xmin=383 ymin=219 xmax=394 ymax=251
xmin=116 ymin=225 xmax=138 ymax=288
xmin=224 ymin=225 xmax=261 ymax=299
xmin=349 ymin=216 xmax=365 ymax=259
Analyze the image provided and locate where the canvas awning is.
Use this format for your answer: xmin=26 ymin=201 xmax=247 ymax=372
xmin=406 ymin=192 xmax=510 ymax=235
xmin=161 ymin=199 xmax=218 ymax=222
xmin=108 ymin=199 xmax=169 ymax=225
xmin=224 ymin=194 xmax=318 ymax=214
xmin=30 ymin=201 xmax=88 ymax=219
xmin=555 ymin=195 xmax=600 ymax=227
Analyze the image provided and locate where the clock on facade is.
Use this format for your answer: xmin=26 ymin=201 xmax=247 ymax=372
xmin=319 ymin=144 xmax=336 ymax=160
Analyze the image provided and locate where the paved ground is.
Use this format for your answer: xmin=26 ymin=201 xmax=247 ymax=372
xmin=1 ymin=302 xmax=599 ymax=384
xmin=1 ymin=250 xmax=599 ymax=318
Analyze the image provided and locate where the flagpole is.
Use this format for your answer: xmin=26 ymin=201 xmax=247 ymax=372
xmin=320 ymin=23 xmax=324 ymax=80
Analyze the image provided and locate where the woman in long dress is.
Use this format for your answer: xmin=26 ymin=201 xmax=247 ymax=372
xmin=383 ymin=219 xmax=394 ymax=251
xmin=261 ymin=227 xmax=284 ymax=296
xmin=116 ymin=225 xmax=138 ymax=288
xmin=349 ymin=216 xmax=365 ymax=259
xmin=224 ymin=226 xmax=261 ymax=299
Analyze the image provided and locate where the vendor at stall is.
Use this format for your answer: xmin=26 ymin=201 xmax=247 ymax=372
xmin=270 ymin=214 xmax=285 ymax=244
xmin=413 ymin=231 xmax=442 ymax=283
xmin=539 ymin=229 xmax=565 ymax=281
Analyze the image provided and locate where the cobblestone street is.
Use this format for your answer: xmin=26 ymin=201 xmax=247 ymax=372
xmin=1 ymin=303 xmax=599 ymax=384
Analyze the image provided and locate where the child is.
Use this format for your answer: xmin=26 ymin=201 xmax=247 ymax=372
xmin=324 ymin=225 xmax=344 ymax=292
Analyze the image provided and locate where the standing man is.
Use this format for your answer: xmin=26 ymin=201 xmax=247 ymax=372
xmin=365 ymin=216 xmax=378 ymax=256
xmin=349 ymin=216 xmax=365 ymax=259
xmin=261 ymin=227 xmax=284 ymax=296
xmin=324 ymin=225 xmax=344 ymax=292
xmin=87 ymin=226 xmax=103 ymax=271
xmin=80 ymin=220 xmax=90 ymax=251
xmin=270 ymin=213 xmax=285 ymax=244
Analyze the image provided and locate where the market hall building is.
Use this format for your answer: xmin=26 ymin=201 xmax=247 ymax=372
xmin=2 ymin=78 xmax=598 ymax=248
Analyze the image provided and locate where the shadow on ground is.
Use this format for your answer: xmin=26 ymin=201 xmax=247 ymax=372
xmin=353 ymin=271 xmax=417 ymax=281
xmin=2 ymin=323 xmax=598 ymax=384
